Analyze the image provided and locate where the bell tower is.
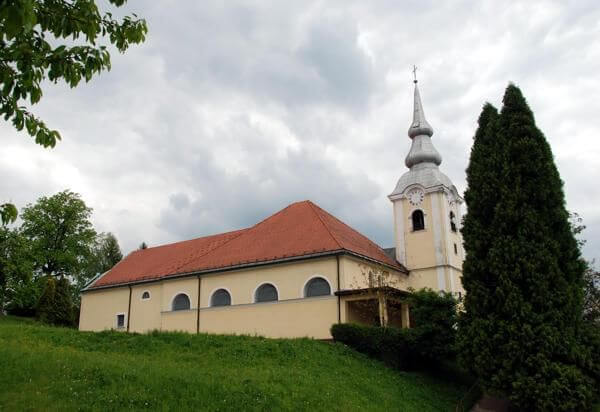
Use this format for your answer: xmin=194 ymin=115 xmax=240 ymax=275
xmin=388 ymin=75 xmax=464 ymax=294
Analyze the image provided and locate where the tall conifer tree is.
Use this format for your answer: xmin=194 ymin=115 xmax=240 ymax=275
xmin=459 ymin=85 xmax=593 ymax=410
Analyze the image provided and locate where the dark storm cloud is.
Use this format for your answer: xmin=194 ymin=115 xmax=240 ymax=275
xmin=1 ymin=0 xmax=598 ymax=262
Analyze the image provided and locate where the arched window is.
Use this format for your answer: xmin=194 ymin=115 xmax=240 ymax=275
xmin=449 ymin=211 xmax=457 ymax=232
xmin=412 ymin=210 xmax=425 ymax=231
xmin=255 ymin=283 xmax=278 ymax=303
xmin=210 ymin=289 xmax=232 ymax=307
xmin=172 ymin=293 xmax=191 ymax=311
xmin=304 ymin=277 xmax=331 ymax=297
xmin=141 ymin=291 xmax=150 ymax=300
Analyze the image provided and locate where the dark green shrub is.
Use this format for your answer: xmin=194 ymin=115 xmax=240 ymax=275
xmin=458 ymin=85 xmax=595 ymax=410
xmin=331 ymin=323 xmax=417 ymax=369
xmin=408 ymin=288 xmax=458 ymax=363
xmin=54 ymin=277 xmax=75 ymax=327
xmin=511 ymin=360 xmax=594 ymax=412
xmin=6 ymin=275 xmax=44 ymax=317
xmin=37 ymin=276 xmax=57 ymax=324
xmin=578 ymin=322 xmax=600 ymax=399
xmin=36 ymin=276 xmax=75 ymax=327
xmin=332 ymin=290 xmax=459 ymax=371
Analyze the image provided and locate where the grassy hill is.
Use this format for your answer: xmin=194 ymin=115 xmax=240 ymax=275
xmin=0 ymin=316 xmax=467 ymax=411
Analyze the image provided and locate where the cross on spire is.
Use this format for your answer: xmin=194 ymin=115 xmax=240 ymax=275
xmin=412 ymin=65 xmax=418 ymax=84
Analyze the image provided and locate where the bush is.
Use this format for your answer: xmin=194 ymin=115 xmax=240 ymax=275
xmin=331 ymin=323 xmax=417 ymax=369
xmin=578 ymin=322 xmax=600 ymax=400
xmin=332 ymin=289 xmax=460 ymax=371
xmin=511 ymin=360 xmax=595 ymax=411
xmin=5 ymin=275 xmax=44 ymax=317
xmin=54 ymin=277 xmax=75 ymax=327
xmin=36 ymin=276 xmax=75 ymax=327
xmin=37 ymin=276 xmax=57 ymax=324
xmin=408 ymin=288 xmax=458 ymax=363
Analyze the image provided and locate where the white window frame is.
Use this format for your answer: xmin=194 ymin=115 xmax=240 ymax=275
xmin=141 ymin=290 xmax=151 ymax=301
xmin=301 ymin=275 xmax=333 ymax=298
xmin=409 ymin=208 xmax=427 ymax=232
xmin=115 ymin=312 xmax=126 ymax=329
xmin=253 ymin=282 xmax=279 ymax=303
xmin=171 ymin=292 xmax=192 ymax=311
xmin=209 ymin=287 xmax=233 ymax=307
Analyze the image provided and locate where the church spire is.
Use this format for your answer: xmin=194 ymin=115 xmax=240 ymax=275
xmin=405 ymin=77 xmax=442 ymax=168
xmin=408 ymin=83 xmax=434 ymax=138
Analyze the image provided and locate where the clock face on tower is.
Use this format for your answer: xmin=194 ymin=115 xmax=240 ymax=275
xmin=407 ymin=188 xmax=424 ymax=206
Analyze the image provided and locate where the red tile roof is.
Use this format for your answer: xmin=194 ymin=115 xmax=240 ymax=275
xmin=90 ymin=200 xmax=404 ymax=289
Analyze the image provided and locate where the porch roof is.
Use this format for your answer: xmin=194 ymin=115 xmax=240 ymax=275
xmin=335 ymin=286 xmax=410 ymax=299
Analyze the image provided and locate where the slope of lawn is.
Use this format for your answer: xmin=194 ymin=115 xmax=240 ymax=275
xmin=0 ymin=316 xmax=467 ymax=411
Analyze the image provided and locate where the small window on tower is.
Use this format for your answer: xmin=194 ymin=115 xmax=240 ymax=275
xmin=412 ymin=210 xmax=425 ymax=231
xmin=454 ymin=243 xmax=458 ymax=255
xmin=450 ymin=211 xmax=457 ymax=232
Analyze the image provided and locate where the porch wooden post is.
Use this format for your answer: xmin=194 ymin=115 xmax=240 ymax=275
xmin=377 ymin=290 xmax=389 ymax=327
xmin=401 ymin=302 xmax=410 ymax=328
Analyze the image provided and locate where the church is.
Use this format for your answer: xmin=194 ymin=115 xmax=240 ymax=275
xmin=79 ymin=80 xmax=465 ymax=339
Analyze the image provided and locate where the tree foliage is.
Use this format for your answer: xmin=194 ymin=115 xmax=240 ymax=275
xmin=331 ymin=289 xmax=459 ymax=370
xmin=21 ymin=190 xmax=97 ymax=280
xmin=0 ymin=0 xmax=147 ymax=148
xmin=98 ymin=232 xmax=123 ymax=271
xmin=2 ymin=191 xmax=123 ymax=323
xmin=36 ymin=276 xmax=56 ymax=324
xmin=0 ymin=203 xmax=18 ymax=226
xmin=0 ymin=226 xmax=34 ymax=313
xmin=570 ymin=213 xmax=600 ymax=325
xmin=458 ymin=85 xmax=594 ymax=410
xmin=582 ymin=262 xmax=600 ymax=325
xmin=408 ymin=288 xmax=458 ymax=363
xmin=77 ymin=231 xmax=122 ymax=299
xmin=37 ymin=275 xmax=75 ymax=326
xmin=0 ymin=0 xmax=147 ymax=219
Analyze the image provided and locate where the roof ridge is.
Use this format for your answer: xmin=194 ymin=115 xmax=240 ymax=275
xmin=309 ymin=201 xmax=391 ymax=255
xmin=170 ymin=227 xmax=249 ymax=275
xmin=245 ymin=202 xmax=297 ymax=229
xmin=307 ymin=201 xmax=343 ymax=250
xmin=137 ymin=228 xmax=249 ymax=252
xmin=168 ymin=202 xmax=299 ymax=275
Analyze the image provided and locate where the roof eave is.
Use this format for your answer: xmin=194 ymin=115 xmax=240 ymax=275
xmin=84 ymin=249 xmax=406 ymax=292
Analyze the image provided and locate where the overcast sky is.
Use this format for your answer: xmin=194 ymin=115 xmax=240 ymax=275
xmin=1 ymin=0 xmax=599 ymax=262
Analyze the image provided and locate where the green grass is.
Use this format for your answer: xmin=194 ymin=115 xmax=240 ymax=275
xmin=0 ymin=316 xmax=467 ymax=411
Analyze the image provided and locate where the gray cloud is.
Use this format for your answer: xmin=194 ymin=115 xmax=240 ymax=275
xmin=1 ymin=0 xmax=598 ymax=263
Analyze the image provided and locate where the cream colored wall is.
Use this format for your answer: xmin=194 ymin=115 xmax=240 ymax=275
xmin=407 ymin=266 xmax=464 ymax=294
xmin=200 ymin=296 xmax=337 ymax=339
xmin=199 ymin=257 xmax=337 ymax=307
xmin=396 ymin=189 xmax=465 ymax=293
xmin=161 ymin=310 xmax=197 ymax=333
xmin=79 ymin=287 xmax=130 ymax=331
xmin=406 ymin=267 xmax=439 ymax=291
xmin=440 ymin=196 xmax=464 ymax=270
xmin=159 ymin=277 xmax=199 ymax=332
xmin=338 ymin=255 xmax=407 ymax=291
xmin=129 ymin=283 xmax=162 ymax=333
xmin=402 ymin=194 xmax=437 ymax=269
xmin=161 ymin=277 xmax=198 ymax=312
xmin=80 ymin=257 xmax=342 ymax=337
xmin=448 ymin=267 xmax=465 ymax=295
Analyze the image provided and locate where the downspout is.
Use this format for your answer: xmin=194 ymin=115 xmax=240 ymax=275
xmin=336 ymin=254 xmax=341 ymax=324
xmin=126 ymin=285 xmax=132 ymax=332
xmin=196 ymin=275 xmax=201 ymax=334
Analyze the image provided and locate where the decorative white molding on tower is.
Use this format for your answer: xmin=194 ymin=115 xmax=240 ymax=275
xmin=388 ymin=78 xmax=465 ymax=294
